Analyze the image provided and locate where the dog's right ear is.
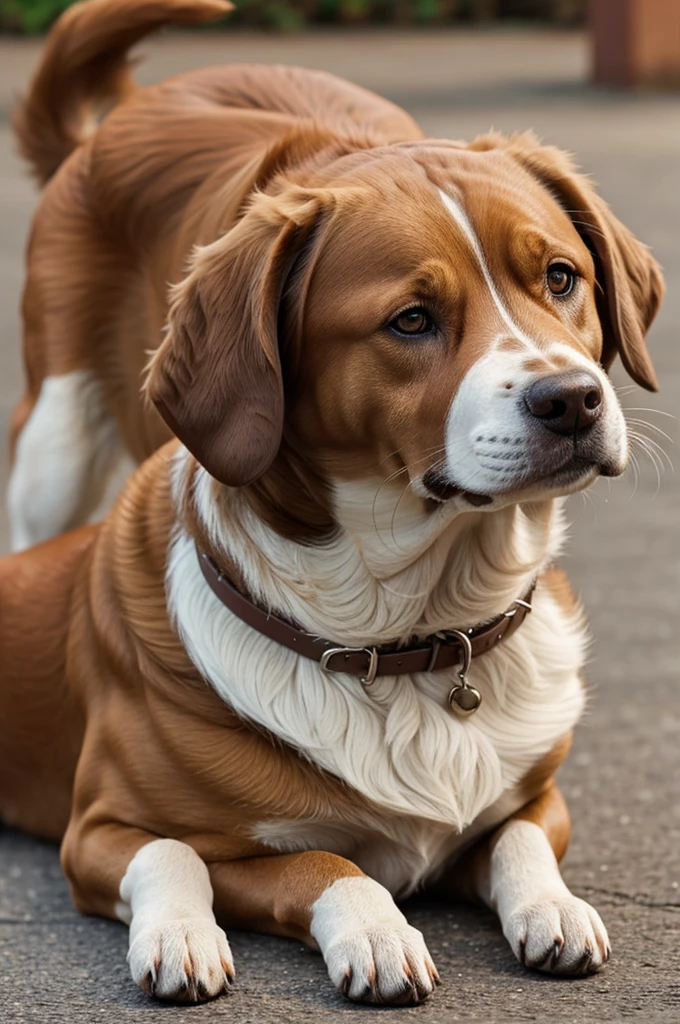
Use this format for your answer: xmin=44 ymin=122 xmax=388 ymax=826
xmin=145 ymin=189 xmax=327 ymax=486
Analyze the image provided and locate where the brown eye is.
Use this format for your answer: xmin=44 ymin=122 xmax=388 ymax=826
xmin=389 ymin=307 xmax=434 ymax=337
xmin=547 ymin=263 xmax=576 ymax=297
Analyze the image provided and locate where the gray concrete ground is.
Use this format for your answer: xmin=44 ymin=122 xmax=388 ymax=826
xmin=0 ymin=25 xmax=679 ymax=1024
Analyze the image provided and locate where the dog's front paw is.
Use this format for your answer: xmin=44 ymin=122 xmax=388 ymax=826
xmin=128 ymin=918 xmax=235 ymax=1002
xmin=504 ymin=895 xmax=610 ymax=975
xmin=325 ymin=922 xmax=439 ymax=1004
xmin=311 ymin=876 xmax=438 ymax=1005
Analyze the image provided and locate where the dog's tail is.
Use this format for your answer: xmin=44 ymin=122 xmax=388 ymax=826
xmin=14 ymin=0 xmax=233 ymax=185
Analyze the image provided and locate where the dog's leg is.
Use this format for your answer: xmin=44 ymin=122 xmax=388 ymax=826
xmin=208 ymin=851 xmax=439 ymax=1004
xmin=7 ymin=372 xmax=133 ymax=550
xmin=62 ymin=828 xmax=235 ymax=1003
xmin=119 ymin=839 xmax=235 ymax=1002
xmin=63 ymin=823 xmax=437 ymax=1005
xmin=449 ymin=783 xmax=610 ymax=975
xmin=11 ymin=180 xmax=140 ymax=551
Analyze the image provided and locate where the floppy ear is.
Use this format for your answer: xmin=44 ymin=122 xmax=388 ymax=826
xmin=473 ymin=132 xmax=664 ymax=391
xmin=145 ymin=189 xmax=326 ymax=486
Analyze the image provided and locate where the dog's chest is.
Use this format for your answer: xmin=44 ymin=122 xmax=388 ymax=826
xmin=169 ymin=468 xmax=586 ymax=886
xmin=251 ymin=783 xmax=529 ymax=898
xmin=171 ymin=525 xmax=586 ymax=830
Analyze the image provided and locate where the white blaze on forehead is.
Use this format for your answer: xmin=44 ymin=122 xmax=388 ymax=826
xmin=438 ymin=188 xmax=538 ymax=352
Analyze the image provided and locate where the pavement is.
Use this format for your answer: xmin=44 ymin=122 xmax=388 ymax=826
xmin=0 ymin=24 xmax=679 ymax=1024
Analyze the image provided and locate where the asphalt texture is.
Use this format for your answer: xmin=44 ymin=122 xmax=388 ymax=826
xmin=0 ymin=26 xmax=679 ymax=1024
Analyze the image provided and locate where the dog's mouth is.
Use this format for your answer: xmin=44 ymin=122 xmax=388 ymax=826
xmin=422 ymin=455 xmax=603 ymax=507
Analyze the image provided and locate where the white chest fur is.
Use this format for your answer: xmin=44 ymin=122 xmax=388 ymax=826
xmin=167 ymin=453 xmax=587 ymax=894
xmin=251 ymin=784 xmax=538 ymax=898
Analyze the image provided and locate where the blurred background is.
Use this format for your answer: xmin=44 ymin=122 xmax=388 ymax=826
xmin=0 ymin=2 xmax=679 ymax=1022
xmin=0 ymin=0 xmax=590 ymax=33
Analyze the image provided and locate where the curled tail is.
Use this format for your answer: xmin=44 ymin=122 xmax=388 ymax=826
xmin=14 ymin=0 xmax=232 ymax=185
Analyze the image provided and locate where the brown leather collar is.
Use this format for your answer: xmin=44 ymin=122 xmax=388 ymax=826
xmin=197 ymin=549 xmax=536 ymax=685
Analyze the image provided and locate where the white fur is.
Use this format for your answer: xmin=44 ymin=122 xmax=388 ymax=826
xmin=441 ymin=344 xmax=627 ymax=500
xmin=489 ymin=820 xmax=610 ymax=974
xmin=251 ymin=787 xmax=529 ymax=898
xmin=436 ymin=189 xmax=628 ymax=502
xmin=118 ymin=838 xmax=234 ymax=1001
xmin=439 ymin=189 xmax=538 ymax=350
xmin=310 ymin=876 xmax=437 ymax=1003
xmin=160 ymin=184 xmax=609 ymax=973
xmin=8 ymin=370 xmax=135 ymax=551
xmin=168 ymin=450 xmax=587 ymax=896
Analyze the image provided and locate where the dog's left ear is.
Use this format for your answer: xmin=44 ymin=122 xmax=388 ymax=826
xmin=473 ymin=132 xmax=664 ymax=391
xmin=145 ymin=188 xmax=328 ymax=486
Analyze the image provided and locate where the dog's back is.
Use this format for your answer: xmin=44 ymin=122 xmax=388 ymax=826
xmin=8 ymin=0 xmax=422 ymax=553
xmin=14 ymin=0 xmax=234 ymax=185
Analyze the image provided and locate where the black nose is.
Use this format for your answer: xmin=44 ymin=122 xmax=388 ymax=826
xmin=524 ymin=372 xmax=603 ymax=436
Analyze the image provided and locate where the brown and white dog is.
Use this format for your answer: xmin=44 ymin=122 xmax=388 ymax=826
xmin=1 ymin=0 xmax=664 ymax=1006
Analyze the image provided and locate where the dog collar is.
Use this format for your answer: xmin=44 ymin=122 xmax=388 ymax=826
xmin=197 ymin=549 xmax=535 ymax=717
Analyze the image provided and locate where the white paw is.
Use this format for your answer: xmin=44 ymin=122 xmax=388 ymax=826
xmin=504 ymin=895 xmax=610 ymax=975
xmin=310 ymin=876 xmax=438 ymax=1005
xmin=128 ymin=918 xmax=235 ymax=1002
xmin=325 ymin=922 xmax=439 ymax=1004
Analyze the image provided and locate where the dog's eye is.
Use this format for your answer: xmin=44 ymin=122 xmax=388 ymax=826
xmin=547 ymin=263 xmax=576 ymax=297
xmin=389 ymin=307 xmax=435 ymax=338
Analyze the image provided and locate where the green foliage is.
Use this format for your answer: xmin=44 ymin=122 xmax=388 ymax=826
xmin=0 ymin=0 xmax=585 ymax=35
xmin=0 ymin=0 xmax=72 ymax=33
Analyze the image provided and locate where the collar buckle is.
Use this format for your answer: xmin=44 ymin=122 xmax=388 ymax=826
xmin=320 ymin=646 xmax=380 ymax=686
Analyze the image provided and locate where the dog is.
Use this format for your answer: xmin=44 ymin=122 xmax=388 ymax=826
xmin=1 ymin=0 xmax=663 ymax=1006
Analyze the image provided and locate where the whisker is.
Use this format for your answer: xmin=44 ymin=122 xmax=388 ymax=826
xmin=626 ymin=425 xmax=675 ymax=468
xmin=583 ymin=486 xmax=599 ymax=524
xmin=376 ymin=440 xmax=461 ymax=471
xmin=370 ymin=446 xmax=452 ymax=550
xmin=371 ymin=465 xmax=410 ymax=550
xmin=377 ymin=449 xmax=404 ymax=467
xmin=631 ymin=432 xmax=674 ymax=472
xmin=626 ymin=449 xmax=640 ymax=502
xmin=568 ymin=220 xmax=607 ymax=239
xmin=629 ymin=434 xmax=664 ymax=496
xmin=561 ymin=209 xmax=602 ymax=220
xmin=622 ymin=407 xmax=676 ymax=419
xmin=390 ymin=478 xmax=414 ymax=552
xmin=624 ymin=417 xmax=674 ymax=445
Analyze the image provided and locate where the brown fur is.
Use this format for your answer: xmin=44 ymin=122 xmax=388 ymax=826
xmin=0 ymin=443 xmax=574 ymax=937
xmin=12 ymin=2 xmax=662 ymax=538
xmin=14 ymin=0 xmax=234 ymax=185
xmin=1 ymin=0 xmax=663 ymax=991
xmin=0 ymin=446 xmax=421 ymax=924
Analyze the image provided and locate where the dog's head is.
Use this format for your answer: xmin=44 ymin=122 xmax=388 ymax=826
xmin=146 ymin=131 xmax=663 ymax=514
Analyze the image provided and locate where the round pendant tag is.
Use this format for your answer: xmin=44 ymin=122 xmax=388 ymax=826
xmin=448 ymin=684 xmax=482 ymax=716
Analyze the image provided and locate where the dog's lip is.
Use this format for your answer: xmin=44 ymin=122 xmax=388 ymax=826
xmin=423 ymin=455 xmax=599 ymax=505
xmin=534 ymin=457 xmax=599 ymax=490
xmin=462 ymin=491 xmax=494 ymax=507
xmin=483 ymin=456 xmax=600 ymax=498
xmin=421 ymin=471 xmax=462 ymax=502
